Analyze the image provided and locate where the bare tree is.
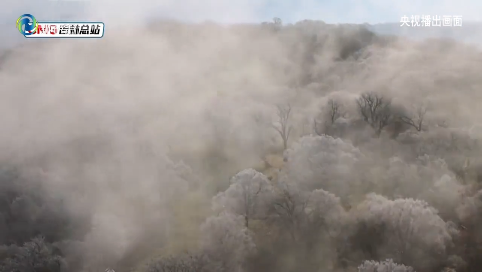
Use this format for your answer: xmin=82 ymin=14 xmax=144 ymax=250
xmin=273 ymin=17 xmax=282 ymax=26
xmin=272 ymin=104 xmax=292 ymax=150
xmin=262 ymin=17 xmax=283 ymax=31
xmin=356 ymin=92 xmax=393 ymax=137
xmin=327 ymin=99 xmax=344 ymax=124
xmin=313 ymin=99 xmax=346 ymax=135
xmin=399 ymin=102 xmax=428 ymax=132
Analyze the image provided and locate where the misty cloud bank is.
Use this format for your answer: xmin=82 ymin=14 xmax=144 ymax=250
xmin=0 ymin=18 xmax=482 ymax=272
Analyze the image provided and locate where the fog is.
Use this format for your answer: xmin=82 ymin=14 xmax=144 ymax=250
xmin=1 ymin=2 xmax=482 ymax=272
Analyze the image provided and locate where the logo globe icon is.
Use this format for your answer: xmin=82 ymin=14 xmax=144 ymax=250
xmin=16 ymin=14 xmax=38 ymax=36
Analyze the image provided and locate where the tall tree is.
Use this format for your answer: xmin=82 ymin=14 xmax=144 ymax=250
xmin=272 ymin=104 xmax=293 ymax=150
xmin=356 ymin=92 xmax=393 ymax=137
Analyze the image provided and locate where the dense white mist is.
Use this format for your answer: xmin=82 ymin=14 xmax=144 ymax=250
xmin=1 ymin=1 xmax=482 ymax=271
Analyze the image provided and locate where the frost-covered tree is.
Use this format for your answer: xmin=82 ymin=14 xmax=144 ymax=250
xmin=396 ymin=127 xmax=479 ymax=176
xmin=283 ymin=135 xmax=363 ymax=198
xmin=144 ymin=253 xmax=208 ymax=272
xmin=456 ymin=189 xmax=482 ymax=270
xmin=200 ymin=213 xmax=255 ymax=272
xmin=269 ymin=178 xmax=310 ymax=241
xmin=265 ymin=177 xmax=346 ymax=272
xmin=353 ymin=194 xmax=456 ymax=271
xmin=358 ymin=259 xmax=415 ymax=272
xmin=382 ymin=156 xmax=463 ymax=215
xmin=297 ymin=188 xmax=347 ymax=267
xmin=212 ymin=169 xmax=274 ymax=227
xmin=269 ymin=180 xmax=346 ymax=242
xmin=303 ymin=189 xmax=347 ymax=234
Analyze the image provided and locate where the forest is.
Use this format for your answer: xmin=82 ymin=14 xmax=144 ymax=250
xmin=0 ymin=18 xmax=482 ymax=272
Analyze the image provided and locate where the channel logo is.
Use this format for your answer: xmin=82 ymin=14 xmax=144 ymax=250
xmin=16 ymin=14 xmax=38 ymax=36
xmin=16 ymin=14 xmax=104 ymax=38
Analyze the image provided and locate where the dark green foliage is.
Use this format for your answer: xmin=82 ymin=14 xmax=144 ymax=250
xmin=0 ymin=236 xmax=64 ymax=272
xmin=0 ymin=167 xmax=87 ymax=271
xmin=0 ymin=167 xmax=86 ymax=245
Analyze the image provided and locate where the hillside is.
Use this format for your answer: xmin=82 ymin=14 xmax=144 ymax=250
xmin=0 ymin=19 xmax=482 ymax=272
